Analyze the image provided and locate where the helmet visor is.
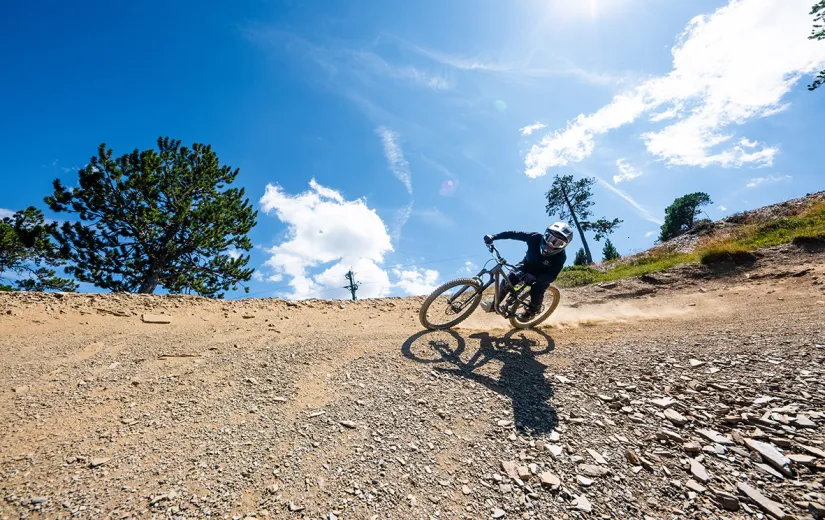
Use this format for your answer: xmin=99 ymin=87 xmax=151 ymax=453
xmin=544 ymin=232 xmax=567 ymax=249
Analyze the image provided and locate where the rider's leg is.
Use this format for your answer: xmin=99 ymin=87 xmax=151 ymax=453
xmin=528 ymin=280 xmax=550 ymax=312
xmin=497 ymin=271 xmax=521 ymax=310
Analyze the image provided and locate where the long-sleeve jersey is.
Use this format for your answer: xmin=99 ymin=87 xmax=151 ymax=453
xmin=491 ymin=231 xmax=566 ymax=283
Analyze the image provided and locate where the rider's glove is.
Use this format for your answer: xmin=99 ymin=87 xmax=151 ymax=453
xmin=483 ymin=234 xmax=494 ymax=245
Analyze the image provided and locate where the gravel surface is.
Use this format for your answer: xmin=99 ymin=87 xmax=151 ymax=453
xmin=1 ymin=246 xmax=824 ymax=519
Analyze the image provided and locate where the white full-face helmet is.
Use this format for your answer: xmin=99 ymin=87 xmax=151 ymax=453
xmin=541 ymin=222 xmax=574 ymax=256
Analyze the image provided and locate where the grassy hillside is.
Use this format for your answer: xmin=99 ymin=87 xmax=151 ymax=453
xmin=556 ymin=198 xmax=825 ymax=288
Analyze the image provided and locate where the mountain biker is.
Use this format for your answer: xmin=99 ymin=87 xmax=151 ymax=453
xmin=483 ymin=222 xmax=573 ymax=320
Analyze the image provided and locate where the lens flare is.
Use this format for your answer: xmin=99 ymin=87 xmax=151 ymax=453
xmin=439 ymin=179 xmax=456 ymax=196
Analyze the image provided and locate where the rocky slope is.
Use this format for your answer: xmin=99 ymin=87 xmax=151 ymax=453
xmin=1 ymin=244 xmax=824 ymax=519
xmin=620 ymin=190 xmax=825 ymax=257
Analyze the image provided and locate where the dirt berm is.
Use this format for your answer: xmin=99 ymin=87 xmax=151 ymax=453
xmin=1 ymin=244 xmax=824 ymax=519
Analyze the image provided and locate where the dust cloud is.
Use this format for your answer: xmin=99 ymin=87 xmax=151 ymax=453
xmin=458 ymin=300 xmax=697 ymax=331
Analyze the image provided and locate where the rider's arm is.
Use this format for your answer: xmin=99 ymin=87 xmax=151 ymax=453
xmin=490 ymin=231 xmax=532 ymax=242
xmin=545 ymin=250 xmax=567 ymax=282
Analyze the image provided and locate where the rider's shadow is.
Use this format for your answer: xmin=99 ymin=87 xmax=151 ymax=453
xmin=402 ymin=329 xmax=558 ymax=436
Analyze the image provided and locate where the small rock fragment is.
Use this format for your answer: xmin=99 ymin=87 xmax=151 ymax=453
xmin=787 ymin=454 xmax=815 ymax=466
xmin=539 ymin=472 xmax=560 ymax=490
xmin=656 ymin=429 xmax=684 ymax=443
xmin=800 ymin=445 xmax=825 ymax=459
xmin=664 ymin=408 xmax=689 ymax=426
xmin=625 ymin=450 xmax=642 ymax=466
xmin=501 ymin=461 xmax=519 ymax=480
xmin=683 ymin=441 xmax=702 ymax=455
xmin=651 ymin=397 xmax=676 ymax=409
xmin=89 ymin=457 xmax=110 ymax=468
xmin=744 ymin=439 xmax=792 ymax=477
xmin=685 ymin=479 xmax=706 ymax=493
xmin=574 ymin=494 xmax=592 ymax=512
xmin=578 ymin=464 xmax=610 ymax=478
xmin=793 ymin=415 xmax=816 ymax=428
xmin=587 ymin=448 xmax=607 ymax=465
xmin=737 ymin=482 xmax=789 ymax=519
xmin=141 ymin=314 xmax=171 ymax=324
xmin=696 ymin=429 xmax=733 ymax=446
xmin=713 ymin=490 xmax=740 ymax=512
xmin=689 ymin=459 xmax=709 ymax=483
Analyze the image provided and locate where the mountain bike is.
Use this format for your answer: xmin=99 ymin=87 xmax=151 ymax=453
xmin=418 ymin=244 xmax=561 ymax=330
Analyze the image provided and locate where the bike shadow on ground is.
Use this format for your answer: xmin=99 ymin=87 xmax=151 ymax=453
xmin=401 ymin=328 xmax=557 ymax=436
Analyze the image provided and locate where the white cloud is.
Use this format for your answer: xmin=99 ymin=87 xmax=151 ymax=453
xmin=645 ymin=231 xmax=656 ymax=238
xmin=719 ymin=205 xmax=728 ymax=212
xmin=378 ymin=127 xmax=416 ymax=243
xmin=461 ymin=261 xmax=477 ymax=274
xmin=377 ymin=127 xmax=413 ymax=195
xmin=350 ymin=50 xmax=454 ymax=90
xmin=259 ymin=179 xmax=393 ymax=299
xmin=389 ymin=35 xmax=634 ymax=86
xmin=314 ymin=258 xmax=391 ymax=299
xmin=525 ymin=0 xmax=825 ymax=177
xmin=391 ymin=201 xmax=414 ymax=243
xmin=226 ymin=249 xmax=242 ymax=260
xmin=745 ymin=174 xmax=792 ymax=188
xmin=245 ymin=29 xmax=453 ymax=92
xmin=0 ymin=208 xmax=15 ymax=219
xmin=613 ymin=158 xmax=643 ymax=184
xmin=597 ymin=178 xmax=663 ymax=225
xmin=520 ymin=122 xmax=547 ymax=136
xmin=392 ymin=266 xmax=439 ymax=295
xmin=252 ymin=271 xmax=264 ymax=282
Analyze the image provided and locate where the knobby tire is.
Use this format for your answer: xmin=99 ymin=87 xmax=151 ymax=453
xmin=508 ymin=285 xmax=561 ymax=329
xmin=419 ymin=278 xmax=483 ymax=330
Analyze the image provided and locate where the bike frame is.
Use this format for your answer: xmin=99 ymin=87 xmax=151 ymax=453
xmin=447 ymin=245 xmax=531 ymax=318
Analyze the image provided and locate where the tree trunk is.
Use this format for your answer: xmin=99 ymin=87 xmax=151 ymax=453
xmin=561 ymin=185 xmax=593 ymax=264
xmin=138 ymin=270 xmax=160 ymax=294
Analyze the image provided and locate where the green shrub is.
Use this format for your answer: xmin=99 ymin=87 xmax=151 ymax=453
xmin=556 ymin=266 xmax=602 ymax=288
xmin=698 ymin=242 xmax=756 ymax=265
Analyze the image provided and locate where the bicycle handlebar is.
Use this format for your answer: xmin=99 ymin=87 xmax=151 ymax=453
xmin=487 ymin=244 xmax=506 ymax=264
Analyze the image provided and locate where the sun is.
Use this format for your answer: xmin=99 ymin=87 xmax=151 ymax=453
xmin=546 ymin=0 xmax=622 ymax=21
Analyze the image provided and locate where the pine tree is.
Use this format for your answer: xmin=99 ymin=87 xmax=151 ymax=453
xmin=546 ymin=175 xmax=622 ymax=264
xmin=573 ymin=247 xmax=589 ymax=266
xmin=659 ymin=192 xmax=712 ymax=242
xmin=601 ymin=238 xmax=621 ymax=261
xmin=45 ymin=137 xmax=257 ymax=297
xmin=809 ymin=1 xmax=825 ymax=91
xmin=1 ymin=207 xmax=77 ymax=292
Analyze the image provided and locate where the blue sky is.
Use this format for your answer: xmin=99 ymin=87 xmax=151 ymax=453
xmin=1 ymin=0 xmax=824 ymax=299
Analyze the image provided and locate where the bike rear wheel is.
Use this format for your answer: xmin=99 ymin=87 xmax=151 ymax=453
xmin=508 ymin=285 xmax=561 ymax=329
xmin=419 ymin=278 xmax=483 ymax=330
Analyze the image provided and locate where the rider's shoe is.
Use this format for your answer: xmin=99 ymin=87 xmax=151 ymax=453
xmin=518 ymin=306 xmax=542 ymax=321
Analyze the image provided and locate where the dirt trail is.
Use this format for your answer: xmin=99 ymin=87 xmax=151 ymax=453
xmin=1 ymin=246 xmax=824 ymax=519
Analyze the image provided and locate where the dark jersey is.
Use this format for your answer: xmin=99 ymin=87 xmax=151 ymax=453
xmin=491 ymin=231 xmax=566 ymax=283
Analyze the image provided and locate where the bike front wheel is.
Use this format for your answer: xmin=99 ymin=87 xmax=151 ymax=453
xmin=508 ymin=286 xmax=561 ymax=330
xmin=419 ymin=278 xmax=483 ymax=330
